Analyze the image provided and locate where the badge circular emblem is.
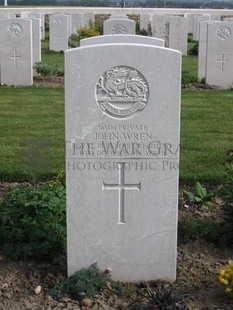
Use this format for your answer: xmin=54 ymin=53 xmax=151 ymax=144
xmin=7 ymin=23 xmax=23 ymax=39
xmin=216 ymin=26 xmax=231 ymax=40
xmin=95 ymin=66 xmax=149 ymax=119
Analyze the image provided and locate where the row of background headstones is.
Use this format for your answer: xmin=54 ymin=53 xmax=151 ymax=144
xmin=0 ymin=11 xmax=232 ymax=87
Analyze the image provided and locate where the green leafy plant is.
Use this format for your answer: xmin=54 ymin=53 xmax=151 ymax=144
xmin=50 ymin=263 xmax=126 ymax=299
xmin=178 ymin=218 xmax=223 ymax=244
xmin=188 ymin=42 xmax=198 ymax=56
xmin=0 ymin=180 xmax=66 ymax=263
xmin=183 ymin=182 xmax=221 ymax=207
xmin=128 ymin=284 xmax=189 ymax=309
xmin=181 ymin=70 xmax=198 ymax=89
xmin=77 ymin=21 xmax=100 ymax=42
xmin=34 ymin=62 xmax=64 ymax=76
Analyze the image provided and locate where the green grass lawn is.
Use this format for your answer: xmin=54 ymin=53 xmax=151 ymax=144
xmin=0 ymin=87 xmax=232 ymax=183
xmin=0 ymin=87 xmax=64 ymax=181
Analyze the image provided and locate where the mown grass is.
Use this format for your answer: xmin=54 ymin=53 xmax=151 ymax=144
xmin=0 ymin=87 xmax=232 ymax=183
xmin=180 ymin=90 xmax=233 ymax=183
xmin=0 ymin=87 xmax=64 ymax=181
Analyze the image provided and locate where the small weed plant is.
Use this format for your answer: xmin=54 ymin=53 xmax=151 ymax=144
xmin=51 ymin=263 xmax=126 ymax=299
xmin=218 ymin=263 xmax=233 ymax=294
xmin=178 ymin=218 xmax=223 ymax=244
xmin=183 ymin=182 xmax=221 ymax=207
xmin=129 ymin=284 xmax=189 ymax=309
xmin=0 ymin=179 xmax=66 ymax=263
xmin=188 ymin=42 xmax=198 ymax=56
xmin=181 ymin=70 xmax=198 ymax=89
xmin=77 ymin=21 xmax=100 ymax=42
xmin=34 ymin=62 xmax=64 ymax=76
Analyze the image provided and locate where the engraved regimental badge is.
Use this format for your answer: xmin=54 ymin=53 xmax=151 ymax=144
xmin=216 ymin=26 xmax=231 ymax=40
xmin=96 ymin=66 xmax=149 ymax=119
xmin=7 ymin=23 xmax=23 ymax=39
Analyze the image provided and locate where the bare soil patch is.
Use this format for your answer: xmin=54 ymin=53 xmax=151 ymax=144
xmin=33 ymin=76 xmax=64 ymax=88
xmin=0 ymin=183 xmax=232 ymax=310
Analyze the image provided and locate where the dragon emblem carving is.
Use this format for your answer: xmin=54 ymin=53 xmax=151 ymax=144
xmin=96 ymin=66 xmax=149 ymax=119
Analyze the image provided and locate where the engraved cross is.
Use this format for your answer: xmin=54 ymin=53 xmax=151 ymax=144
xmin=10 ymin=49 xmax=21 ymax=69
xmin=103 ymin=163 xmax=141 ymax=224
xmin=217 ymin=53 xmax=228 ymax=72
xmin=56 ymin=34 xmax=63 ymax=42
xmin=176 ymin=36 xmax=181 ymax=46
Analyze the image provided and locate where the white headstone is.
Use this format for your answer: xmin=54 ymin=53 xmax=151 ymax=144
xmin=104 ymin=14 xmax=136 ymax=35
xmin=193 ymin=15 xmax=210 ymax=41
xmin=206 ymin=22 xmax=233 ymax=88
xmin=0 ymin=12 xmax=9 ymax=20
xmin=198 ymin=20 xmax=214 ymax=80
xmin=152 ymin=15 xmax=169 ymax=47
xmin=27 ymin=12 xmax=45 ymax=40
xmin=49 ymin=14 xmax=69 ymax=51
xmin=8 ymin=14 xmax=16 ymax=19
xmin=82 ymin=12 xmax=95 ymax=27
xmin=168 ymin=16 xmax=188 ymax=55
xmin=80 ymin=34 xmax=165 ymax=47
xmin=65 ymin=43 xmax=181 ymax=282
xmin=140 ymin=13 xmax=152 ymax=32
xmin=223 ymin=17 xmax=233 ymax=22
xmin=27 ymin=18 xmax=41 ymax=68
xmin=71 ymin=13 xmax=82 ymax=35
xmin=0 ymin=18 xmax=33 ymax=86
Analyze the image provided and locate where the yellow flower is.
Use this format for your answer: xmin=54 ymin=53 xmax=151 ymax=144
xmin=225 ymin=287 xmax=232 ymax=294
xmin=220 ymin=270 xmax=225 ymax=277
xmin=218 ymin=276 xmax=226 ymax=284
xmin=224 ymin=279 xmax=229 ymax=285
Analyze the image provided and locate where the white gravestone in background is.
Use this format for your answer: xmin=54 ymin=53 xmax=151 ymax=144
xmin=140 ymin=13 xmax=152 ymax=32
xmin=80 ymin=34 xmax=165 ymax=47
xmin=198 ymin=20 xmax=214 ymax=80
xmin=206 ymin=22 xmax=233 ymax=88
xmin=27 ymin=18 xmax=41 ymax=68
xmin=82 ymin=12 xmax=95 ymax=27
xmin=152 ymin=15 xmax=169 ymax=47
xmin=104 ymin=14 xmax=136 ymax=35
xmin=65 ymin=43 xmax=181 ymax=282
xmin=184 ymin=13 xmax=199 ymax=34
xmin=49 ymin=14 xmax=69 ymax=52
xmin=71 ymin=13 xmax=82 ymax=35
xmin=168 ymin=16 xmax=188 ymax=55
xmin=0 ymin=18 xmax=33 ymax=86
xmin=193 ymin=15 xmax=210 ymax=41
xmin=28 ymin=12 xmax=45 ymax=40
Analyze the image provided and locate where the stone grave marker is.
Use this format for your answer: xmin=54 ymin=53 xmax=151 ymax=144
xmin=65 ymin=43 xmax=181 ymax=282
xmin=71 ymin=13 xmax=82 ymax=35
xmin=82 ymin=12 xmax=95 ymax=27
xmin=206 ymin=22 xmax=233 ymax=88
xmin=140 ymin=13 xmax=152 ymax=32
xmin=27 ymin=17 xmax=41 ymax=68
xmin=104 ymin=14 xmax=136 ymax=35
xmin=198 ymin=20 xmax=215 ymax=80
xmin=0 ymin=18 xmax=33 ymax=86
xmin=27 ymin=12 xmax=45 ymax=40
xmin=152 ymin=14 xmax=169 ymax=47
xmin=49 ymin=14 xmax=69 ymax=51
xmin=80 ymin=34 xmax=164 ymax=47
xmin=193 ymin=15 xmax=210 ymax=41
xmin=168 ymin=16 xmax=188 ymax=55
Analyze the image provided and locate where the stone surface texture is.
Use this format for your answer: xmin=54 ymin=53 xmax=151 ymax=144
xmin=80 ymin=34 xmax=165 ymax=47
xmin=104 ymin=14 xmax=136 ymax=35
xmin=0 ymin=18 xmax=33 ymax=86
xmin=65 ymin=43 xmax=181 ymax=282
